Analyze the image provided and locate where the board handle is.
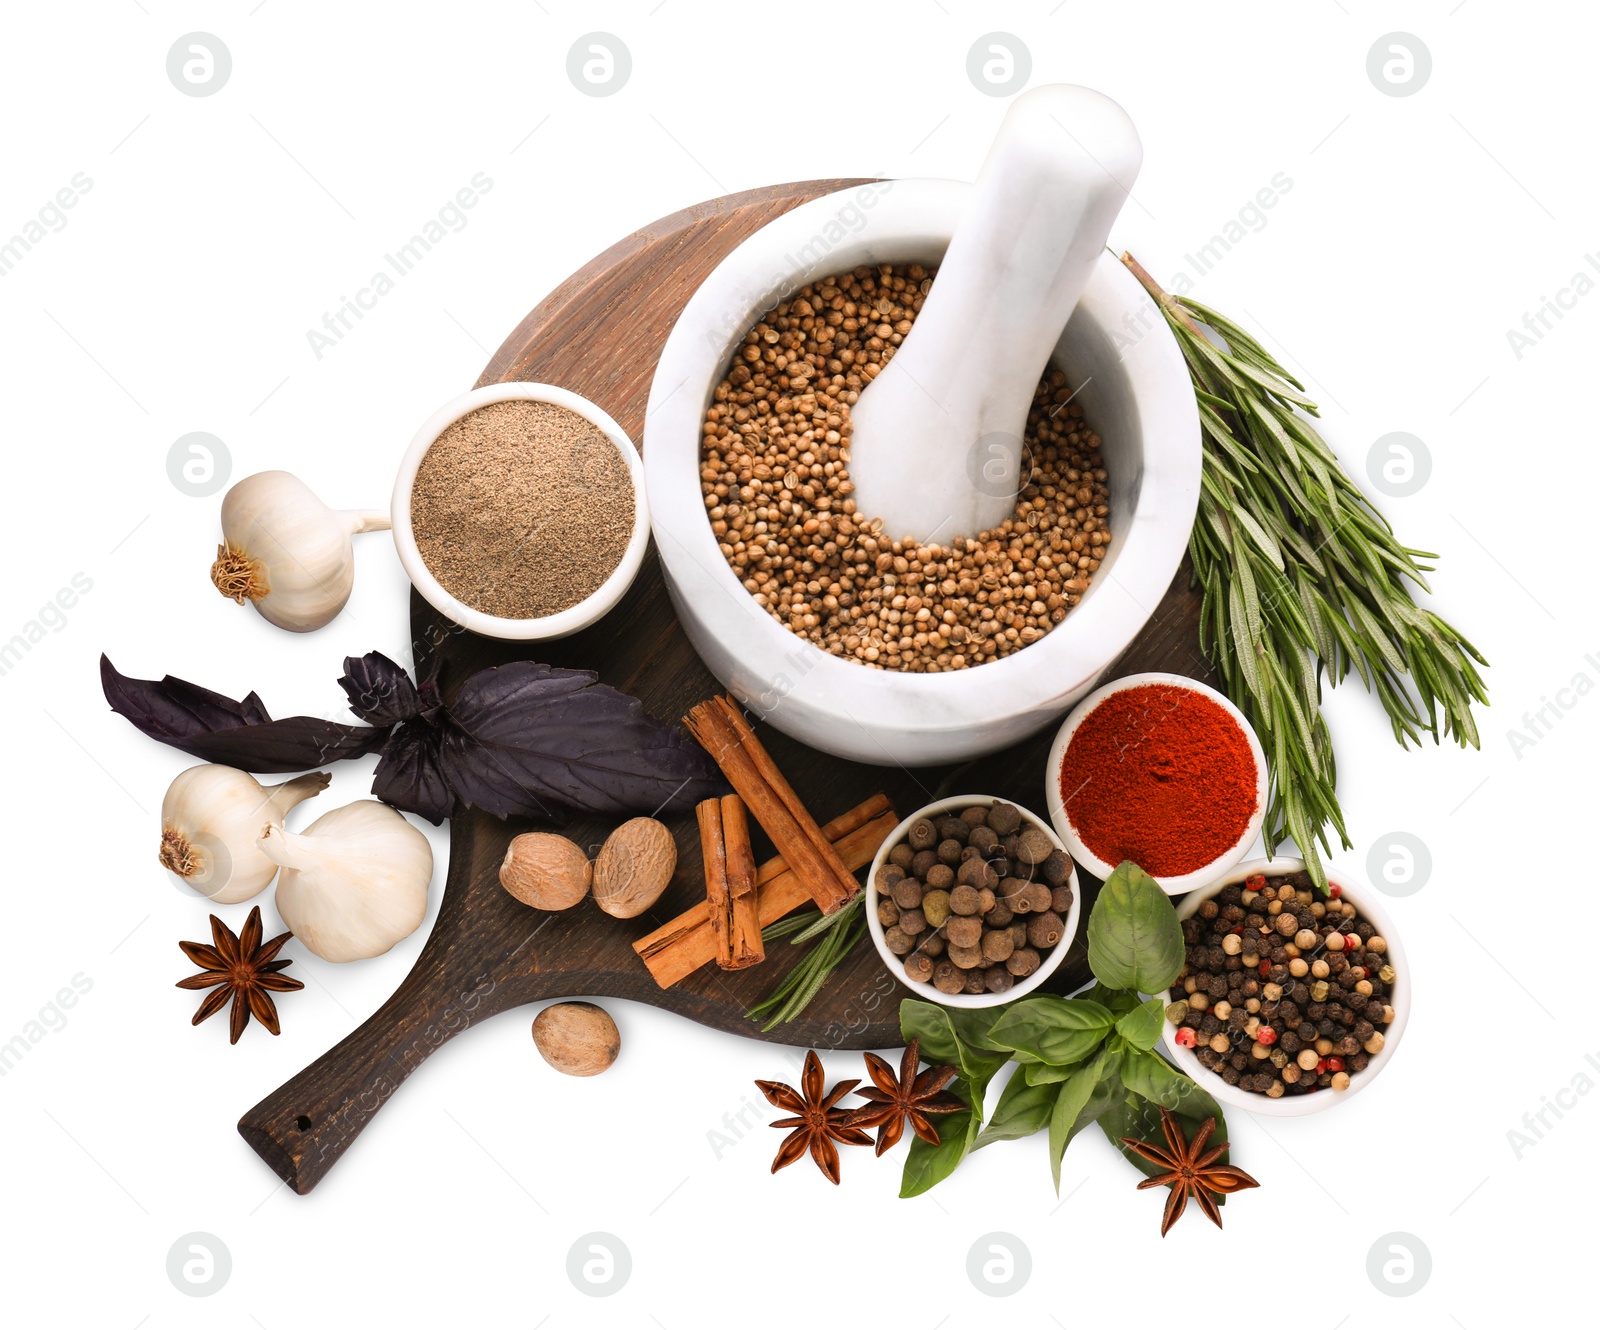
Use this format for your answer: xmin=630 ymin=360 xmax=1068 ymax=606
xmin=237 ymin=955 xmax=513 ymax=1194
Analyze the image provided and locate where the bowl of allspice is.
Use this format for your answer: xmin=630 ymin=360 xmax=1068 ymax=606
xmin=866 ymin=796 xmax=1079 ymax=1008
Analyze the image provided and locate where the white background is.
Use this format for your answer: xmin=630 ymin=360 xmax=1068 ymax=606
xmin=1 ymin=1 xmax=1592 ymax=1324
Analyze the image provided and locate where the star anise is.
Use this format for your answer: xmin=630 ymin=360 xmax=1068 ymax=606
xmin=176 ymin=906 xmax=303 ymax=1044
xmin=841 ymin=1038 xmax=964 ymax=1155
xmin=1120 ymin=1107 xmax=1259 ymax=1235
xmin=755 ymin=1049 xmax=873 ymax=1184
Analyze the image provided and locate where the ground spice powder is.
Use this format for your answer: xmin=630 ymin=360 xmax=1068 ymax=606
xmin=1058 ymin=683 xmax=1257 ymax=877
xmin=410 ymin=400 xmax=634 ymax=619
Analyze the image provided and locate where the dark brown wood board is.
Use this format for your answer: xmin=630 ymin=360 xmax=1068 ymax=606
xmin=238 ymin=179 xmax=1216 ymax=1194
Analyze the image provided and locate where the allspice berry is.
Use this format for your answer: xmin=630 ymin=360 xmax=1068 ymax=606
xmin=981 ymin=929 xmax=1015 ymax=962
xmin=1015 ymin=826 xmax=1055 ymax=865
xmin=948 ymin=942 xmax=984 ymax=969
xmin=922 ymin=889 xmax=952 ymax=928
xmin=500 ymin=833 xmax=591 ymax=911
xmin=532 ymin=1002 xmax=619 ymax=1077
xmin=904 ymin=953 xmax=934 ymax=984
xmin=945 ymin=915 xmax=983 ymax=949
xmin=932 ymin=961 xmax=965 ymax=994
xmin=1026 ymin=911 xmax=1064 ymax=949
xmin=1006 ymin=947 xmax=1040 ymax=977
xmin=985 ymin=802 xmax=1023 ymax=835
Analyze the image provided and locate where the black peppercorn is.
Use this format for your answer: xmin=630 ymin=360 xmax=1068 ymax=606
xmin=1200 ymin=1013 xmax=1221 ymax=1036
xmin=1291 ymin=983 xmax=1310 ymax=1005
xmin=1221 ymin=1066 xmax=1242 ymax=1086
xmin=1207 ymin=975 xmax=1228 ymax=999
xmin=1297 ymin=1022 xmax=1317 ymax=1042
xmin=1280 ymin=1031 xmax=1301 ymax=1054
xmin=1222 ymin=904 xmax=1245 ymax=924
xmin=1199 ymin=899 xmax=1220 ymax=919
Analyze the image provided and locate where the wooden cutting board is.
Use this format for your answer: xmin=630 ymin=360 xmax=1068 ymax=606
xmin=238 ymin=179 xmax=1215 ymax=1193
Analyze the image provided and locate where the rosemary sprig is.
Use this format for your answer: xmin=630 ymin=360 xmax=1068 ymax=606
xmin=1122 ymin=254 xmax=1489 ymax=888
xmin=745 ymin=894 xmax=867 ymax=1030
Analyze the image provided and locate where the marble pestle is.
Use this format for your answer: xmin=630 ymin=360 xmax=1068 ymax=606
xmin=846 ymin=85 xmax=1143 ymax=545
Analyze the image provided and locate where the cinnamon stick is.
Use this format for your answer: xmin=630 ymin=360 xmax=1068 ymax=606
xmin=718 ymin=795 xmax=762 ymax=968
xmin=634 ymin=793 xmax=895 ymax=988
xmin=683 ymin=696 xmax=856 ymax=913
xmin=697 ymin=795 xmax=764 ymax=970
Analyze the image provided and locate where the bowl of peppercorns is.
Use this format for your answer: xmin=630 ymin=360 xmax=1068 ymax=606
xmin=1159 ymin=858 xmax=1410 ymax=1116
xmin=866 ymin=796 xmax=1080 ymax=1008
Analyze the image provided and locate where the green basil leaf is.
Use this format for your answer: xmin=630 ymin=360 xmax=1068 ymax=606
xmin=973 ymin=1070 xmax=1059 ymax=1149
xmin=986 ymin=996 xmax=1115 ymax=1066
xmin=1086 ymin=861 xmax=1185 ymax=992
xmin=1024 ymin=1061 xmax=1075 ymax=1086
xmin=899 ymin=1000 xmax=1008 ymax=1086
xmin=1047 ymin=1045 xmax=1122 ymax=1191
xmin=900 ymin=1079 xmax=981 ymax=1197
xmin=1114 ymin=998 xmax=1167 ymax=1052
xmin=1083 ymin=982 xmax=1143 ymax=1017
xmin=1064 ymin=1047 xmax=1125 ymax=1148
xmin=1120 ymin=1046 xmax=1226 ymax=1124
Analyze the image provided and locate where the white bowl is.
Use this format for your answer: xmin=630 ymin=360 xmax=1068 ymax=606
xmin=644 ymin=179 xmax=1200 ymax=765
xmin=1045 ymin=672 xmax=1268 ymax=895
xmin=1159 ymin=857 xmax=1411 ymax=1117
xmin=391 ymin=382 xmax=650 ymax=640
xmin=865 ymin=794 xmax=1081 ymax=1009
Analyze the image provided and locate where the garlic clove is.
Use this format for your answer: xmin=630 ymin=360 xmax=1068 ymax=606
xmin=263 ymin=800 xmax=432 ymax=962
xmin=159 ymin=765 xmax=330 ymax=904
xmin=210 ymin=471 xmax=390 ymax=633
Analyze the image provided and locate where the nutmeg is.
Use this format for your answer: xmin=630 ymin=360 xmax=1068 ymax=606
xmin=532 ymin=1001 xmax=620 ymax=1076
xmin=592 ymin=817 xmax=677 ymax=919
xmin=499 ymin=832 xmax=591 ymax=911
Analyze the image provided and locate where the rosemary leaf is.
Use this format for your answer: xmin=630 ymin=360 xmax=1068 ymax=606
xmin=1121 ymin=253 xmax=1489 ymax=888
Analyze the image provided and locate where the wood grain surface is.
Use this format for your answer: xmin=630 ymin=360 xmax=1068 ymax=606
xmin=238 ymin=179 xmax=1215 ymax=1194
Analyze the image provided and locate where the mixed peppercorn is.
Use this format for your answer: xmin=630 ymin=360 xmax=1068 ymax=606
xmin=875 ymin=801 xmax=1074 ymax=997
xmin=1168 ymin=872 xmax=1397 ymax=1098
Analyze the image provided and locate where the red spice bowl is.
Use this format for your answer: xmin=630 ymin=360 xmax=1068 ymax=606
xmin=1044 ymin=673 xmax=1268 ymax=895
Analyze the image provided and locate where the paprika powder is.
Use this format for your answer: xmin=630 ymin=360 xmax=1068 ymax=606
xmin=1058 ymin=682 xmax=1257 ymax=877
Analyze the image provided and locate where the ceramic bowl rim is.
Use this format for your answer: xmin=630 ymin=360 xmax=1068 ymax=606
xmin=1044 ymin=671 xmax=1269 ymax=895
xmin=1156 ymin=855 xmax=1411 ymax=1117
xmin=865 ymin=794 xmax=1081 ymax=1009
xmin=391 ymin=382 xmax=651 ymax=641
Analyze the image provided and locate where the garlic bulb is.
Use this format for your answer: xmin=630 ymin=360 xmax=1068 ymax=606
xmin=262 ymin=800 xmax=433 ymax=962
xmin=210 ymin=471 xmax=390 ymax=632
xmin=160 ymin=764 xmax=330 ymax=904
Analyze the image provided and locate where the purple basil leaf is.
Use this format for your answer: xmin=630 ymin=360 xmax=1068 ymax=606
xmin=101 ymin=655 xmax=386 ymax=773
xmin=339 ymin=651 xmax=428 ymax=727
xmin=437 ymin=660 xmax=725 ymax=819
xmin=372 ymin=720 xmax=454 ymax=824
